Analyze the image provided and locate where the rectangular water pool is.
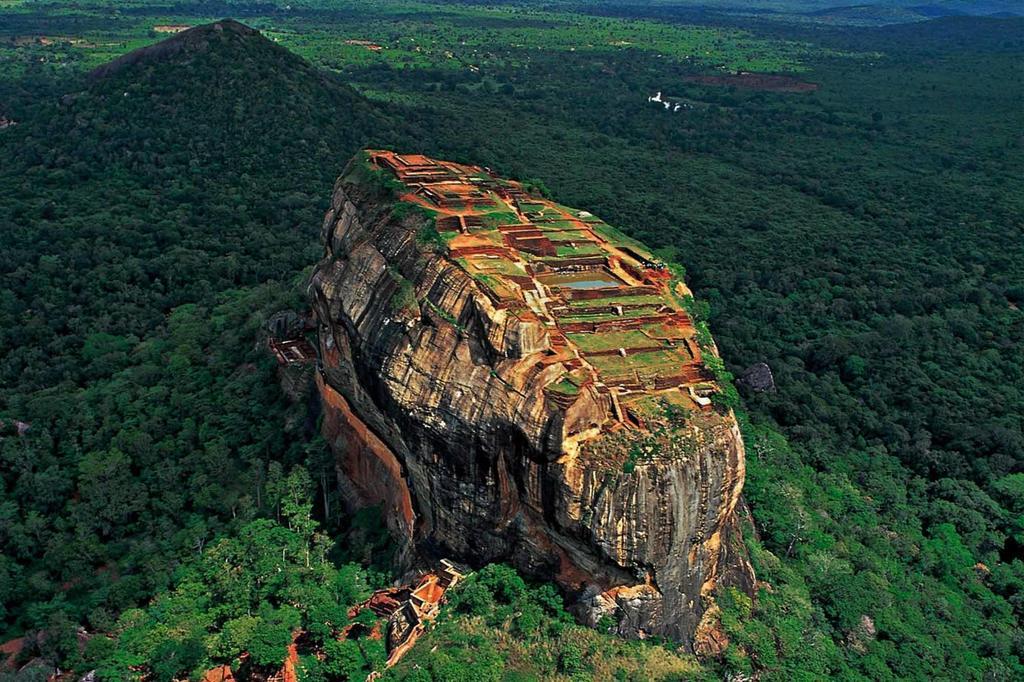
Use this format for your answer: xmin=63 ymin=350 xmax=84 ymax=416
xmin=541 ymin=270 xmax=622 ymax=290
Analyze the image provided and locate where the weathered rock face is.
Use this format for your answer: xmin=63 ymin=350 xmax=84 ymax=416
xmin=308 ymin=152 xmax=753 ymax=648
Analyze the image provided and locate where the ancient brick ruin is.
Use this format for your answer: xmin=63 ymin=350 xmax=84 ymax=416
xmin=370 ymin=150 xmax=718 ymax=427
xmin=346 ymin=560 xmax=465 ymax=675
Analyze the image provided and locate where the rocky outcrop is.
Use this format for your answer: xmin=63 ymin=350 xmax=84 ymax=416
xmin=308 ymin=152 xmax=753 ymax=648
xmin=738 ymin=362 xmax=775 ymax=393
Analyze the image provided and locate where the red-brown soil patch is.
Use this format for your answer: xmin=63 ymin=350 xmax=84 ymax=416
xmin=1 ymin=637 xmax=25 ymax=671
xmin=202 ymin=665 xmax=236 ymax=682
xmin=687 ymin=73 xmax=819 ymax=92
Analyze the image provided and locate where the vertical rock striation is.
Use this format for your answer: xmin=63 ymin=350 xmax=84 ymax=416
xmin=308 ymin=151 xmax=754 ymax=648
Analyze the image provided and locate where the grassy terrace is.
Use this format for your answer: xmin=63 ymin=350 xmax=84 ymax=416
xmin=555 ymin=242 xmax=604 ymax=257
xmin=539 ymin=219 xmax=582 ymax=229
xmin=457 ymin=256 xmax=528 ymax=277
xmin=479 ymin=210 xmax=519 ymax=229
xmin=546 ymin=229 xmax=590 ymax=240
xmin=589 ymin=348 xmax=691 ymax=381
xmin=556 ymin=307 xmax=664 ymax=324
xmin=567 ymin=329 xmax=663 ymax=353
xmin=546 ymin=376 xmax=581 ymax=396
xmin=565 ymin=294 xmax=667 ymax=308
xmin=566 ymin=321 xmax=692 ymax=353
xmin=523 ymin=208 xmax=566 ymax=220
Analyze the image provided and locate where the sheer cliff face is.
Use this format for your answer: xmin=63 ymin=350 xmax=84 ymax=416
xmin=308 ymin=152 xmax=753 ymax=647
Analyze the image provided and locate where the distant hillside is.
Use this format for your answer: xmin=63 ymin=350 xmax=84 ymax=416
xmin=64 ymin=19 xmax=398 ymax=171
xmin=581 ymin=0 xmax=1019 ymax=25
xmin=805 ymin=4 xmax=945 ymax=23
xmin=767 ymin=0 xmax=1021 ymax=14
xmin=2 ymin=18 xmax=405 ymax=395
xmin=855 ymin=14 xmax=1024 ymax=50
xmin=905 ymin=0 xmax=1021 ymax=15
xmin=805 ymin=2 xmax=1020 ymax=24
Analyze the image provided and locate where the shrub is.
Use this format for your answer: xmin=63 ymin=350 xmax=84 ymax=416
xmin=454 ymin=580 xmax=495 ymax=616
xmin=322 ymin=639 xmax=368 ymax=681
xmin=415 ymin=221 xmax=447 ymax=251
xmin=477 ymin=564 xmax=526 ymax=604
xmin=557 ymin=638 xmax=585 ymax=675
xmin=513 ymin=603 xmax=544 ymax=638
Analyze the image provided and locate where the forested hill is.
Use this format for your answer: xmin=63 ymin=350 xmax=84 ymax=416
xmin=1 ymin=19 xmax=403 ymax=395
xmin=0 ymin=18 xmax=408 ymax=651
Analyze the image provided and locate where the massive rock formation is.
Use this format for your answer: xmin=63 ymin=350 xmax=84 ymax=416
xmin=308 ymin=151 xmax=754 ymax=648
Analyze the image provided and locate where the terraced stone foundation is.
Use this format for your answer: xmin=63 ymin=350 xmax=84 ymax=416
xmin=309 ymin=150 xmax=754 ymax=647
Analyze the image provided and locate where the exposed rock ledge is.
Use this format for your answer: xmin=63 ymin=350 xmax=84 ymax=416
xmin=308 ymin=151 xmax=754 ymax=649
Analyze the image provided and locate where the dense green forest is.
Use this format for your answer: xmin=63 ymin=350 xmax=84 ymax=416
xmin=1 ymin=1 xmax=1022 ymax=679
